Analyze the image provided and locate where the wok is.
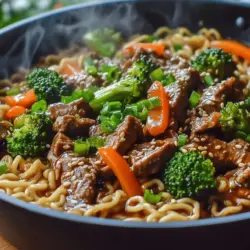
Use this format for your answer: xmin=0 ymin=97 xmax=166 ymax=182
xmin=1 ymin=0 xmax=250 ymax=249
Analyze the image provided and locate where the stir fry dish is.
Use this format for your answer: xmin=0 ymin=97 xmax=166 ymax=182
xmin=1 ymin=27 xmax=250 ymax=222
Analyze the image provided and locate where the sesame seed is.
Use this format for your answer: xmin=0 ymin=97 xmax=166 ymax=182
xmin=78 ymin=161 xmax=84 ymax=166
xmin=215 ymin=145 xmax=222 ymax=150
xmin=201 ymin=138 xmax=207 ymax=142
xmin=237 ymin=159 xmax=242 ymax=164
xmin=201 ymin=151 xmax=207 ymax=156
xmin=235 ymin=144 xmax=242 ymax=149
xmin=94 ymin=160 xmax=101 ymax=165
xmin=200 ymin=72 xmax=206 ymax=77
xmin=208 ymin=152 xmax=214 ymax=158
xmin=174 ymin=141 xmax=178 ymax=146
xmin=193 ymin=137 xmax=200 ymax=142
xmin=63 ymin=181 xmax=71 ymax=187
xmin=181 ymin=148 xmax=187 ymax=153
xmin=123 ymin=155 xmax=129 ymax=159
xmin=190 ymin=148 xmax=197 ymax=151
xmin=150 ymin=141 xmax=156 ymax=145
xmin=220 ymin=103 xmax=224 ymax=108
xmin=239 ymin=163 xmax=245 ymax=167
xmin=185 ymin=118 xmax=191 ymax=124
xmin=198 ymin=146 xmax=204 ymax=151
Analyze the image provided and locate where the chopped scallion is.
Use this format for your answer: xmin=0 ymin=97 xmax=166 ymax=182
xmin=189 ymin=91 xmax=201 ymax=108
xmin=144 ymin=189 xmax=162 ymax=205
xmin=178 ymin=134 xmax=188 ymax=147
xmin=84 ymin=58 xmax=98 ymax=76
xmin=204 ymin=74 xmax=215 ymax=86
xmin=173 ymin=44 xmax=183 ymax=52
xmin=162 ymin=73 xmax=176 ymax=86
xmin=0 ymin=161 xmax=8 ymax=175
xmin=7 ymin=88 xmax=20 ymax=96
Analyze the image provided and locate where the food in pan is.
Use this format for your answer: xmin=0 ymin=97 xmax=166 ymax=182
xmin=1 ymin=26 xmax=250 ymax=222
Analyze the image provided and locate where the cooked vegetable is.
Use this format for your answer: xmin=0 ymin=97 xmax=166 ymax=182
xmin=98 ymin=147 xmax=142 ymax=197
xmin=146 ymin=81 xmax=169 ymax=136
xmin=125 ymin=43 xmax=165 ymax=56
xmin=191 ymin=48 xmax=236 ymax=80
xmin=211 ymin=40 xmax=250 ymax=63
xmin=0 ymin=162 xmax=8 ymax=175
xmin=61 ymin=60 xmax=81 ymax=75
xmin=178 ymin=134 xmax=188 ymax=147
xmin=220 ymin=101 xmax=250 ymax=138
xmin=173 ymin=44 xmax=183 ymax=52
xmin=61 ymin=86 xmax=99 ymax=104
xmin=83 ymin=28 xmax=122 ymax=57
xmin=74 ymin=136 xmax=105 ymax=156
xmin=164 ymin=151 xmax=216 ymax=198
xmin=99 ymin=64 xmax=121 ymax=83
xmin=144 ymin=189 xmax=162 ymax=204
xmin=150 ymin=68 xmax=176 ymax=86
xmin=189 ymin=91 xmax=200 ymax=108
xmin=27 ymin=68 xmax=72 ymax=104
xmin=5 ymin=89 xmax=37 ymax=108
xmin=7 ymin=112 xmax=52 ymax=157
xmin=204 ymin=74 xmax=215 ymax=86
xmin=90 ymin=54 xmax=158 ymax=112
xmin=5 ymin=106 xmax=26 ymax=120
xmin=31 ymin=100 xmax=47 ymax=113
xmin=7 ymin=88 xmax=20 ymax=96
xmin=84 ymin=58 xmax=98 ymax=76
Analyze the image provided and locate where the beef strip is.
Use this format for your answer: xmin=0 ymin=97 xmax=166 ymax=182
xmin=164 ymin=56 xmax=201 ymax=126
xmin=191 ymin=112 xmax=221 ymax=134
xmin=63 ymin=72 xmax=102 ymax=89
xmin=197 ymin=77 xmax=236 ymax=115
xmin=54 ymin=152 xmax=98 ymax=207
xmin=127 ymin=138 xmax=177 ymax=177
xmin=105 ymin=115 xmax=143 ymax=155
xmin=48 ymin=98 xmax=93 ymax=120
xmin=183 ymin=135 xmax=250 ymax=172
xmin=47 ymin=133 xmax=74 ymax=167
xmin=53 ymin=115 xmax=95 ymax=137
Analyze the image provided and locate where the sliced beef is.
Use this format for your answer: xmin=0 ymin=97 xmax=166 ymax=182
xmin=48 ymin=98 xmax=93 ymax=120
xmin=127 ymin=138 xmax=177 ymax=177
xmin=191 ymin=112 xmax=221 ymax=134
xmin=197 ymin=77 xmax=236 ymax=114
xmin=89 ymin=124 xmax=104 ymax=137
xmin=54 ymin=152 xmax=98 ymax=206
xmin=183 ymin=136 xmax=250 ymax=172
xmin=164 ymin=56 xmax=201 ymax=126
xmin=47 ymin=133 xmax=73 ymax=167
xmin=53 ymin=115 xmax=95 ymax=137
xmin=63 ymin=72 xmax=101 ymax=89
xmin=106 ymin=115 xmax=143 ymax=155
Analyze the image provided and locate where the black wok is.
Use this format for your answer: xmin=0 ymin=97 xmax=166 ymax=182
xmin=1 ymin=0 xmax=250 ymax=249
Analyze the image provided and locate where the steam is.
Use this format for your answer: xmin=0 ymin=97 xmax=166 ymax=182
xmin=1 ymin=0 xmax=247 ymax=79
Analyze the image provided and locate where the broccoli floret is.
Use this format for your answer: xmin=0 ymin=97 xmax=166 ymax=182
xmin=7 ymin=112 xmax=52 ymax=157
xmin=89 ymin=54 xmax=158 ymax=112
xmin=191 ymin=48 xmax=236 ymax=80
xmin=83 ymin=28 xmax=122 ymax=57
xmin=164 ymin=151 xmax=216 ymax=198
xmin=220 ymin=101 xmax=250 ymax=137
xmin=27 ymin=68 xmax=72 ymax=104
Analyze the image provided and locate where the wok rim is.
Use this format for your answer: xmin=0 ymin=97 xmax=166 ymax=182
xmin=1 ymin=0 xmax=250 ymax=229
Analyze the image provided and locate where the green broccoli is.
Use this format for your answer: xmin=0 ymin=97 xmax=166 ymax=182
xmin=7 ymin=112 xmax=52 ymax=157
xmin=83 ymin=28 xmax=122 ymax=57
xmin=164 ymin=151 xmax=216 ymax=198
xmin=27 ymin=68 xmax=72 ymax=104
xmin=89 ymin=54 xmax=158 ymax=112
xmin=191 ymin=48 xmax=236 ymax=81
xmin=220 ymin=101 xmax=250 ymax=139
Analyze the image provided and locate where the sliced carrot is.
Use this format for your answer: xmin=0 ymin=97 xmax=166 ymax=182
xmin=61 ymin=60 xmax=81 ymax=75
xmin=125 ymin=43 xmax=165 ymax=56
xmin=5 ymin=89 xmax=37 ymax=108
xmin=146 ymin=81 xmax=169 ymax=136
xmin=211 ymin=40 xmax=250 ymax=63
xmin=5 ymin=106 xmax=26 ymax=120
xmin=98 ymin=147 xmax=142 ymax=197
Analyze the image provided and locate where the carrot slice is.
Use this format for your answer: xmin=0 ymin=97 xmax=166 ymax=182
xmin=211 ymin=40 xmax=250 ymax=63
xmin=125 ymin=43 xmax=165 ymax=56
xmin=5 ymin=106 xmax=26 ymax=120
xmin=98 ymin=147 xmax=142 ymax=197
xmin=61 ymin=60 xmax=81 ymax=75
xmin=5 ymin=89 xmax=37 ymax=108
xmin=146 ymin=81 xmax=169 ymax=136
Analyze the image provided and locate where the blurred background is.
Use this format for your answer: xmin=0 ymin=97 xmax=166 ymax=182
xmin=0 ymin=0 xmax=89 ymax=28
xmin=0 ymin=0 xmax=249 ymax=29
